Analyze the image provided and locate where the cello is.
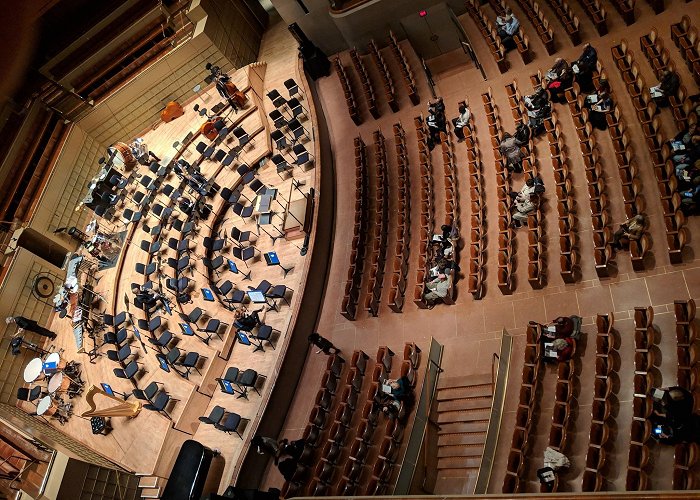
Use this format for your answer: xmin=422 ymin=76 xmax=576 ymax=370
xmin=224 ymin=81 xmax=247 ymax=109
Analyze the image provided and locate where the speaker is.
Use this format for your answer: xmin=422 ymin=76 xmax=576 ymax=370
xmin=288 ymin=23 xmax=330 ymax=80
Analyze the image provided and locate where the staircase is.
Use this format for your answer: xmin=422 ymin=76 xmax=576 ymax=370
xmin=433 ymin=373 xmax=493 ymax=494
xmin=137 ymin=475 xmax=166 ymax=499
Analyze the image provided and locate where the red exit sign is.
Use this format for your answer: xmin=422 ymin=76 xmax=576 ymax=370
xmin=419 ymin=9 xmax=427 ymax=16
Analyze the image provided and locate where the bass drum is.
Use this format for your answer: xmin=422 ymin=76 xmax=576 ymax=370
xmin=108 ymin=142 xmax=137 ymax=170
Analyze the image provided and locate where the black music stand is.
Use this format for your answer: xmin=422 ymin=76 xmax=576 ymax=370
xmin=264 ymin=251 xmax=292 ymax=278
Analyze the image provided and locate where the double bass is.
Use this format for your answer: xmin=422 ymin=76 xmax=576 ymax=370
xmin=160 ymin=101 xmax=184 ymax=123
xmin=223 ymin=81 xmax=247 ymax=109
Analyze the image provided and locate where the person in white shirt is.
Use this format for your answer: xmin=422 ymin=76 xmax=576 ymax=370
xmin=496 ymin=9 xmax=520 ymax=49
xmin=451 ymin=105 xmax=471 ymax=142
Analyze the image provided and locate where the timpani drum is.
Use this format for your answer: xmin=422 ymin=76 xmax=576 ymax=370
xmin=36 ymin=396 xmax=57 ymax=417
xmin=108 ymin=142 xmax=137 ymax=170
xmin=47 ymin=372 xmax=71 ymax=394
xmin=23 ymin=358 xmax=44 ymax=383
xmin=44 ymin=352 xmax=66 ymax=372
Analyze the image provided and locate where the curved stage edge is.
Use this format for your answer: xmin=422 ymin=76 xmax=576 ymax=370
xmin=232 ymin=58 xmax=336 ymax=488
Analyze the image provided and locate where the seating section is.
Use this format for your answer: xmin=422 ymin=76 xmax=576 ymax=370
xmin=333 ymin=57 xmax=361 ymax=125
xmin=671 ymin=16 xmax=700 ymax=86
xmin=641 ymin=29 xmax=697 ymax=132
xmin=364 ymin=131 xmax=390 ymax=317
xmin=483 ymin=88 xmax=514 ymax=294
xmin=502 ymin=322 xmax=543 ymax=493
xmin=465 ymin=0 xmax=508 ymax=73
xmin=673 ymin=299 xmax=700 ymax=490
xmin=543 ymin=0 xmax=581 ymax=45
xmin=350 ymin=49 xmax=379 ymax=119
xmin=280 ymin=344 xmax=420 ymax=497
xmin=543 ymin=107 xmax=579 ymax=283
xmin=582 ymin=313 xmax=616 ymax=491
xmin=388 ymin=124 xmax=411 ymax=313
xmin=573 ymin=0 xmax=607 ymax=36
xmin=563 ymin=74 xmax=613 ymax=278
xmin=486 ymin=0 xmax=533 ymax=63
xmin=368 ymin=40 xmax=399 ymax=112
xmin=387 ymin=31 xmax=420 ymax=106
xmin=413 ymin=116 xmax=435 ymax=309
xmin=341 ymin=138 xmax=369 ymax=320
xmin=513 ymin=0 xmax=556 ymax=55
xmin=593 ymin=59 xmax=649 ymax=270
xmin=611 ymin=41 xmax=687 ymax=264
xmin=626 ymin=306 xmax=657 ymax=491
xmin=462 ymin=98 xmax=486 ymax=300
xmin=544 ymin=356 xmax=576 ymax=492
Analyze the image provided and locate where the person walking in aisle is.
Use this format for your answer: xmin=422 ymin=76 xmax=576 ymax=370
xmin=6 ymin=316 xmax=56 ymax=340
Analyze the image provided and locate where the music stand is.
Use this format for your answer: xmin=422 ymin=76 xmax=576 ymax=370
xmin=264 ymin=251 xmax=292 ymax=278
xmin=247 ymin=290 xmax=270 ymax=309
xmin=101 ymin=383 xmax=129 ymax=400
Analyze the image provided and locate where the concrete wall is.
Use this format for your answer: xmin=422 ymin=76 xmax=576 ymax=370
xmin=269 ymin=0 xmax=467 ymax=54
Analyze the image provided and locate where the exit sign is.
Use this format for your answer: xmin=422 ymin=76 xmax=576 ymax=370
xmin=419 ymin=9 xmax=427 ymax=16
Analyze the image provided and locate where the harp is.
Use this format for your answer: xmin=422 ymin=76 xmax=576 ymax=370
xmin=81 ymin=385 xmax=142 ymax=418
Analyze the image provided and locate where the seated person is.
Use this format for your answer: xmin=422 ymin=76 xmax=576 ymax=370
xmin=653 ymin=386 xmax=694 ymax=427
xmin=499 ymin=132 xmax=525 ymax=173
xmin=553 ymin=337 xmax=575 ymax=362
xmin=572 ymin=43 xmax=598 ymax=93
xmin=651 ymin=69 xmax=680 ymax=107
xmin=612 ymin=214 xmax=646 ymax=250
xmin=673 ymin=140 xmax=700 ymax=178
xmin=384 ymin=376 xmax=412 ymax=401
xmin=452 ymin=104 xmax=471 ymax=142
xmin=671 ymin=122 xmax=700 ymax=159
xmin=509 ymin=176 xmax=544 ymax=201
xmin=584 ymin=82 xmax=613 ymax=130
xmin=426 ymin=112 xmax=442 ymax=151
xmin=545 ymin=58 xmax=573 ymax=103
xmin=496 ymin=9 xmax=520 ymax=50
xmin=233 ymin=307 xmax=265 ymax=331
xmin=423 ymin=273 xmax=452 ymax=308
xmin=429 ymin=97 xmax=447 ymax=126
xmin=510 ymin=178 xmax=545 ymax=228
xmin=514 ymin=122 xmax=532 ymax=145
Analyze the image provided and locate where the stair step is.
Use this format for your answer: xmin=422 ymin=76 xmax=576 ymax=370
xmin=437 ymin=409 xmax=491 ymax=424
xmin=437 ymin=373 xmax=492 ymax=389
xmin=140 ymin=487 xmax=161 ymax=498
xmin=138 ymin=476 xmax=166 ymax=489
xmin=437 ymin=456 xmax=482 ymax=470
xmin=439 ymin=396 xmax=492 ymax=412
xmin=438 ymin=421 xmax=489 ymax=434
xmin=437 ymin=385 xmax=492 ymax=401
xmin=437 ymin=444 xmax=484 ymax=458
xmin=438 ymin=432 xmax=488 ymax=446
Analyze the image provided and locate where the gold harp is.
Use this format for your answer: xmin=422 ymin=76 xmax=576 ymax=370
xmin=81 ymin=385 xmax=142 ymax=418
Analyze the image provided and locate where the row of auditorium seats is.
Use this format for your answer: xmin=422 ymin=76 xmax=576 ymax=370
xmin=506 ymin=80 xmax=526 ymax=125
xmin=609 ymin=0 xmax=635 ymax=25
xmin=465 ymin=0 xmax=508 ymax=74
xmin=574 ymin=0 xmax=607 ymax=35
xmin=280 ymin=344 xmax=420 ymax=498
xmin=365 ymin=131 xmax=390 ymax=317
xmin=387 ymin=31 xmax=420 ymax=106
xmin=673 ymin=299 xmax=699 ymax=489
xmin=582 ymin=313 xmax=617 ymax=491
xmin=350 ymin=49 xmax=380 ymax=119
xmin=563 ymin=76 xmax=613 ymax=278
xmin=388 ymin=124 xmax=411 ymax=313
xmin=487 ymin=0 xmax=532 ymax=63
xmin=611 ymin=41 xmax=688 ymax=264
xmin=588 ymin=59 xmax=650 ymax=270
xmin=333 ymin=57 xmax=361 ymax=125
xmin=341 ymin=138 xmax=369 ymax=320
xmin=675 ymin=299 xmax=699 ymax=393
xmin=439 ymin=130 xmax=459 ymax=306
xmin=543 ymin=356 xmax=576 ymax=492
xmin=671 ymin=16 xmax=700 ymax=86
xmin=502 ymin=322 xmax=543 ymax=493
xmin=482 ymin=88 xmax=514 ymax=294
xmin=462 ymin=97 xmax=486 ymax=300
xmin=626 ymin=306 xmax=656 ymax=491
xmin=641 ymin=29 xmax=696 ymax=132
xmin=543 ymin=0 xmax=580 ymax=45
xmin=368 ymin=40 xmax=399 ymax=113
xmin=412 ymin=116 xmax=435 ymax=309
xmin=513 ymin=0 xmax=556 ymax=55
xmin=543 ymin=108 xmax=579 ymax=283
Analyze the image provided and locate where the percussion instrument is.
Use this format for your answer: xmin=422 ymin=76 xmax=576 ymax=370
xmin=161 ymin=101 xmax=185 ymax=123
xmin=47 ymin=372 xmax=71 ymax=394
xmin=23 ymin=358 xmax=44 ymax=383
xmin=108 ymin=142 xmax=137 ymax=170
xmin=36 ymin=396 xmax=57 ymax=417
xmin=44 ymin=352 xmax=66 ymax=372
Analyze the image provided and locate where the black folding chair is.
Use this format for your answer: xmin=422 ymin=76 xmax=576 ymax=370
xmin=284 ymin=78 xmax=300 ymax=98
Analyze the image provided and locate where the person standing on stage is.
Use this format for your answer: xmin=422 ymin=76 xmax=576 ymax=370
xmin=5 ymin=316 xmax=57 ymax=340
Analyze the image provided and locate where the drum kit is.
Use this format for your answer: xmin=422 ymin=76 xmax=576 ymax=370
xmin=22 ymin=351 xmax=84 ymax=424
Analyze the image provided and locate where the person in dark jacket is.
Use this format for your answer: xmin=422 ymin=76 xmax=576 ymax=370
xmin=573 ymin=43 xmax=598 ymax=92
xmin=308 ymin=332 xmax=340 ymax=355
xmin=652 ymin=69 xmax=680 ymax=107
xmin=6 ymin=316 xmax=56 ymax=340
